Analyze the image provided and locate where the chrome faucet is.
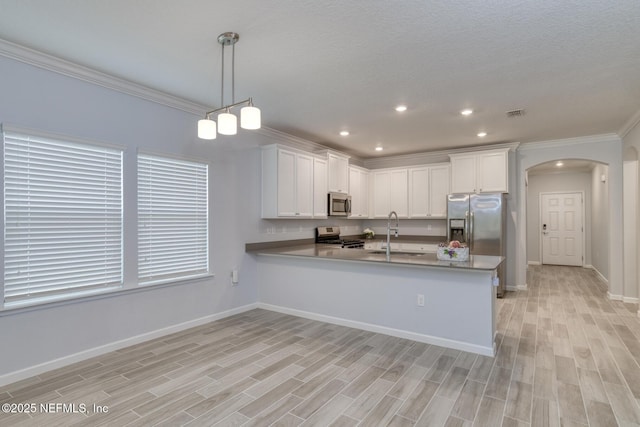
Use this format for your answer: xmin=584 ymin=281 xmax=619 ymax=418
xmin=386 ymin=211 xmax=399 ymax=261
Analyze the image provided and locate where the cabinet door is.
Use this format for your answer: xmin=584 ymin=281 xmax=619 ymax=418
xmin=313 ymin=157 xmax=327 ymax=218
xmin=477 ymin=151 xmax=508 ymax=193
xmin=359 ymin=171 xmax=369 ymax=218
xmin=450 ymin=154 xmax=477 ymax=193
xmin=295 ymin=154 xmax=314 ymax=217
xmin=390 ymin=169 xmax=408 ymax=217
xmin=408 ymin=167 xmax=429 ymax=218
xmin=372 ymin=171 xmax=390 ymax=218
xmin=428 ymin=165 xmax=450 ymax=217
xmin=349 ymin=167 xmax=361 ymax=217
xmin=277 ymin=150 xmax=297 ymax=216
xmin=349 ymin=168 xmax=369 ymax=218
xmin=328 ymin=154 xmax=349 ymax=193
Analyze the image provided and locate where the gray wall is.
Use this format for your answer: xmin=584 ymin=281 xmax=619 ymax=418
xmin=623 ymin=119 xmax=640 ymax=309
xmin=591 ymin=164 xmax=610 ymax=279
xmin=0 ymin=52 xmax=260 ymax=380
xmin=526 ymin=172 xmax=592 ymax=265
xmin=515 ymin=136 xmax=623 ymax=295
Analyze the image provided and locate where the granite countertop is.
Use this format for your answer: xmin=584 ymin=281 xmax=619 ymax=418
xmin=247 ymin=242 xmax=504 ymax=271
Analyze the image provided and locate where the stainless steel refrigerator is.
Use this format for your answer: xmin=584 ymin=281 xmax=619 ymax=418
xmin=447 ymin=193 xmax=507 ymax=297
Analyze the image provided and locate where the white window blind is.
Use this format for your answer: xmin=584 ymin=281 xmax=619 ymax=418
xmin=3 ymin=131 xmax=123 ymax=308
xmin=137 ymin=153 xmax=208 ymax=285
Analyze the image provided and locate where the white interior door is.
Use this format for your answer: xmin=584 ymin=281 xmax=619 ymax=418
xmin=541 ymin=192 xmax=584 ymax=266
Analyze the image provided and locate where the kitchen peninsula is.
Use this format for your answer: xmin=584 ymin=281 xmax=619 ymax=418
xmin=247 ymin=241 xmax=503 ymax=356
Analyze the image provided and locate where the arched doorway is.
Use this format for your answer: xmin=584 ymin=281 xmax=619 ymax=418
xmin=514 ymin=135 xmax=623 ymax=298
xmin=526 ymin=159 xmax=605 ymax=273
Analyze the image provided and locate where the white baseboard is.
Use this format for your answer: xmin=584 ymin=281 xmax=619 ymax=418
xmin=587 ymin=265 xmax=609 ymax=285
xmin=506 ymin=284 xmax=527 ymax=291
xmin=607 ymin=292 xmax=623 ymax=301
xmin=0 ymin=303 xmax=259 ymax=387
xmin=527 ymin=261 xmax=541 ymax=266
xmin=622 ymin=296 xmax=639 ymax=304
xmin=257 ymin=303 xmax=495 ymax=357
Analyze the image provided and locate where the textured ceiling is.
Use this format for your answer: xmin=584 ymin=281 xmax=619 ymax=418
xmin=0 ymin=0 xmax=639 ymax=159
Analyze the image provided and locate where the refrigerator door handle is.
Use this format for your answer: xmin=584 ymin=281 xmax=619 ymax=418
xmin=464 ymin=210 xmax=469 ymax=244
xmin=469 ymin=211 xmax=474 ymax=250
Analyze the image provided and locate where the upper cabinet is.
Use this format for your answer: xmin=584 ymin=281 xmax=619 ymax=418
xmin=449 ymin=148 xmax=509 ymax=193
xmin=372 ymin=168 xmax=408 ymax=218
xmin=313 ymin=157 xmax=328 ymax=218
xmin=326 ymin=151 xmax=350 ymax=193
xmin=262 ymin=145 xmax=314 ymax=218
xmin=348 ymin=166 xmax=369 ymax=218
xmin=408 ymin=163 xmax=450 ymax=218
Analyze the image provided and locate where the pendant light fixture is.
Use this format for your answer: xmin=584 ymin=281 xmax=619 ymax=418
xmin=198 ymin=32 xmax=261 ymax=139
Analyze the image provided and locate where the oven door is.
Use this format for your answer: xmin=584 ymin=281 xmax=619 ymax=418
xmin=328 ymin=193 xmax=351 ymax=217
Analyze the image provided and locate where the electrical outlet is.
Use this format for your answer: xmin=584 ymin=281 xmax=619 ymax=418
xmin=417 ymin=294 xmax=425 ymax=307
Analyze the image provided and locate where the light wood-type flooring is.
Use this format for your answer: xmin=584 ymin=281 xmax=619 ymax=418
xmin=2 ymin=265 xmax=640 ymax=426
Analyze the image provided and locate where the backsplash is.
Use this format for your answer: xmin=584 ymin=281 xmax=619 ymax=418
xmin=256 ymin=218 xmax=446 ymax=242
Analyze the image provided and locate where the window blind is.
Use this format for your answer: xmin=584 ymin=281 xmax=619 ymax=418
xmin=3 ymin=131 xmax=123 ymax=308
xmin=137 ymin=154 xmax=209 ymax=285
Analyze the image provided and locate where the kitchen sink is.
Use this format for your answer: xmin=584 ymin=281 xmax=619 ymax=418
xmin=367 ymin=250 xmax=429 ymax=256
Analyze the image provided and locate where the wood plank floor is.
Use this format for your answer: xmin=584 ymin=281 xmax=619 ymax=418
xmin=2 ymin=265 xmax=640 ymax=426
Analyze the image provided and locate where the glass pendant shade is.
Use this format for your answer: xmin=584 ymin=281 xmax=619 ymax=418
xmin=197 ymin=118 xmax=217 ymax=140
xmin=218 ymin=112 xmax=237 ymax=135
xmin=240 ymin=106 xmax=261 ymax=130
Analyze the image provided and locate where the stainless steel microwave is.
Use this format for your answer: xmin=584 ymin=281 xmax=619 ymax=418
xmin=328 ymin=192 xmax=351 ymax=217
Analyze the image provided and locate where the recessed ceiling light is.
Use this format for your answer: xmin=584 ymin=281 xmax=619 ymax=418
xmin=556 ymin=161 xmax=564 ymax=167
xmin=461 ymin=109 xmax=473 ymax=116
xmin=375 ymin=146 xmax=383 ymax=152
xmin=395 ymin=105 xmax=407 ymax=112
xmin=477 ymin=132 xmax=487 ymax=137
xmin=339 ymin=131 xmax=349 ymax=136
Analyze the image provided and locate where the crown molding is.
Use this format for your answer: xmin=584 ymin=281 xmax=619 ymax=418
xmin=364 ymin=141 xmax=520 ymax=170
xmin=619 ymin=109 xmax=640 ymax=139
xmin=0 ymin=38 xmax=209 ymax=116
xmin=254 ymin=127 xmax=334 ymax=154
xmin=518 ymin=133 xmax=620 ymax=152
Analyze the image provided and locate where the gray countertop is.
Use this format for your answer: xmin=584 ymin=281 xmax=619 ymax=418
xmin=248 ymin=243 xmax=504 ymax=271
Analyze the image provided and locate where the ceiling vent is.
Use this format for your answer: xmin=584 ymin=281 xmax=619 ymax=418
xmin=506 ymin=109 xmax=526 ymax=118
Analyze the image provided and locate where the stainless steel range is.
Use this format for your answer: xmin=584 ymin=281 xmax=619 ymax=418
xmin=315 ymin=226 xmax=365 ymax=248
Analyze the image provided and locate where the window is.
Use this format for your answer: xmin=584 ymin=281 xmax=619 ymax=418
xmin=137 ymin=153 xmax=209 ymax=285
xmin=3 ymin=129 xmax=123 ymax=308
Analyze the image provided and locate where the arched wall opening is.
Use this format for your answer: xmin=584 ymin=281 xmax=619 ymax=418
xmin=515 ymin=135 xmax=623 ymax=298
xmin=526 ymin=159 xmax=605 ymax=271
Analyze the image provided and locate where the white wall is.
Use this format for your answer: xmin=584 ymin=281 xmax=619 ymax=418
xmin=526 ymin=171 xmax=592 ymax=265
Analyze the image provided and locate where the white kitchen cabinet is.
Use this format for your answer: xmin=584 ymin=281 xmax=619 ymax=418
xmin=348 ymin=166 xmax=369 ymax=218
xmin=262 ymin=145 xmax=314 ymax=218
xmin=313 ymin=157 xmax=328 ymax=218
xmin=449 ymin=148 xmax=509 ymax=193
xmin=372 ymin=168 xmax=408 ymax=218
xmin=428 ymin=164 xmax=451 ymax=217
xmin=408 ymin=163 xmax=450 ymax=218
xmin=326 ymin=151 xmax=350 ymax=193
